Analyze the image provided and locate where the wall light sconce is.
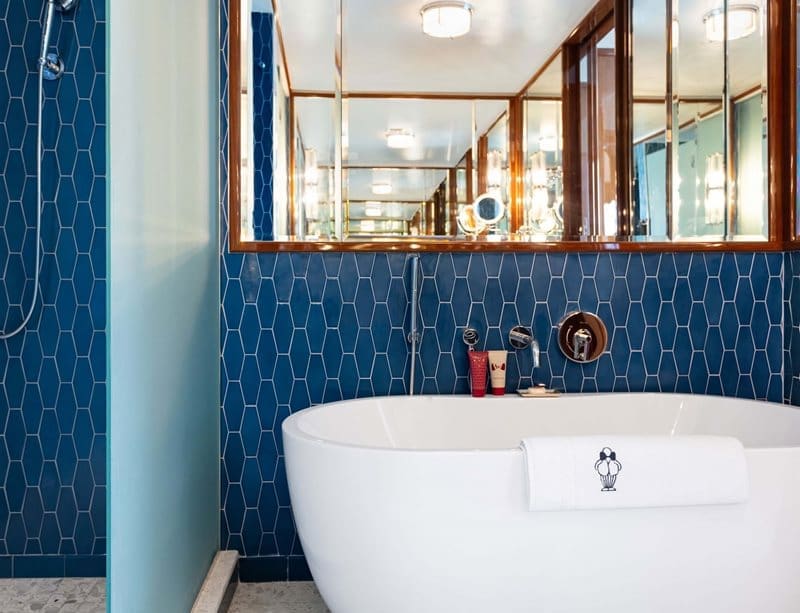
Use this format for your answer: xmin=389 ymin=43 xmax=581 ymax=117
xmin=304 ymin=148 xmax=319 ymax=186
xmin=538 ymin=135 xmax=558 ymax=153
xmin=704 ymin=152 xmax=726 ymax=225
xmin=303 ymin=148 xmax=319 ymax=218
xmin=486 ymin=149 xmax=504 ymax=191
xmin=703 ymin=5 xmax=759 ymax=42
xmin=528 ymin=152 xmax=550 ymax=222
xmin=420 ymin=2 xmax=473 ymax=39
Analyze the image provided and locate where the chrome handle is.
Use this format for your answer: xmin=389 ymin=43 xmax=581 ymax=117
xmin=572 ymin=328 xmax=592 ymax=361
xmin=508 ymin=326 xmax=533 ymax=349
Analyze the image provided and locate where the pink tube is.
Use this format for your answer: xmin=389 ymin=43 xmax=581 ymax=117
xmin=468 ymin=351 xmax=489 ymax=397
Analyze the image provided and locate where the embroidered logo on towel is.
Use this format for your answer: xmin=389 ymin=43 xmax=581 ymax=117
xmin=595 ymin=447 xmax=622 ymax=491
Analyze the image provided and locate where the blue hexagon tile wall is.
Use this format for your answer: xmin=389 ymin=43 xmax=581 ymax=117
xmin=251 ymin=12 xmax=274 ymax=242
xmin=0 ymin=0 xmax=106 ymax=578
xmin=218 ymin=0 xmax=792 ymax=585
xmin=785 ymin=252 xmax=800 ymax=405
xmin=219 ymin=249 xmax=784 ymax=581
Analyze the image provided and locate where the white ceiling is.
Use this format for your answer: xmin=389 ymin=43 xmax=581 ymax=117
xmin=275 ymin=0 xmax=764 ymax=97
xmin=275 ymin=0 xmax=598 ymax=93
xmin=271 ymin=0 xmax=766 ymax=206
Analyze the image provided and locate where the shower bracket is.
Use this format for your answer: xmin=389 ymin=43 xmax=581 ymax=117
xmin=41 ymin=53 xmax=65 ymax=81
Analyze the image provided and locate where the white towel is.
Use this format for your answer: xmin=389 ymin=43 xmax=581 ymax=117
xmin=520 ymin=435 xmax=749 ymax=511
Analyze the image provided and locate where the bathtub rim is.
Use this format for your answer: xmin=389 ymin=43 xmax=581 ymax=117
xmin=281 ymin=392 xmax=800 ymax=454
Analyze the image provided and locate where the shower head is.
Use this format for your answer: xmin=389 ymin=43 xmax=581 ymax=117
xmin=39 ymin=0 xmax=79 ymax=80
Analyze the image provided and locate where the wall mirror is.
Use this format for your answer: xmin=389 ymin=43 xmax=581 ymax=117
xmin=229 ymin=0 xmax=781 ymax=251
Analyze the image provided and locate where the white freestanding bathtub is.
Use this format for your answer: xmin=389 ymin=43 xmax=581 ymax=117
xmin=282 ymin=394 xmax=800 ymax=613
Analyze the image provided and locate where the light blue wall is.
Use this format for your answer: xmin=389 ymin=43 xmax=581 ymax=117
xmin=108 ymin=1 xmax=219 ymax=610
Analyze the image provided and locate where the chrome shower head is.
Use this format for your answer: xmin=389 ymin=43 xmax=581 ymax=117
xmin=39 ymin=0 xmax=79 ymax=80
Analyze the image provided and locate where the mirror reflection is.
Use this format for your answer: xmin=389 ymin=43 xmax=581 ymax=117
xmin=233 ymin=0 xmax=768 ymax=246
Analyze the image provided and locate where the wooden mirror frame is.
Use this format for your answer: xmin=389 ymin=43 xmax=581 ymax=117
xmin=228 ymin=0 xmax=795 ymax=253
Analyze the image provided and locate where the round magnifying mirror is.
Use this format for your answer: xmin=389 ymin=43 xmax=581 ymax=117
xmin=473 ymin=193 xmax=506 ymax=226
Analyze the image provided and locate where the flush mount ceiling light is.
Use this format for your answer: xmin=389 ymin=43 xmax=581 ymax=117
xmin=365 ymin=203 xmax=383 ymax=217
xmin=372 ymin=182 xmax=393 ymax=195
xmin=420 ymin=2 xmax=473 ymax=39
xmin=385 ymin=128 xmax=415 ymax=149
xmin=703 ymin=5 xmax=759 ymax=42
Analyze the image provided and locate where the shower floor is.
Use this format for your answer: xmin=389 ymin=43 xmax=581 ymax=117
xmin=0 ymin=578 xmax=105 ymax=612
xmin=230 ymin=582 xmax=329 ymax=613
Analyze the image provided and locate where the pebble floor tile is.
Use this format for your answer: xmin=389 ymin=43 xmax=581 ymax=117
xmin=230 ymin=582 xmax=329 ymax=613
xmin=0 ymin=579 xmax=105 ymax=613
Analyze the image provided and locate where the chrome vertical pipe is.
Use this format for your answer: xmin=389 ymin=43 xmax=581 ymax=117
xmin=40 ymin=1 xmax=57 ymax=65
xmin=407 ymin=255 xmax=420 ymax=395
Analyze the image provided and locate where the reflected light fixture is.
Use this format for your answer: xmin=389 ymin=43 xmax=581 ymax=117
xmin=303 ymin=148 xmax=320 ymax=218
xmin=360 ymin=220 xmax=376 ymax=232
xmin=528 ymin=152 xmax=549 ymax=222
xmin=304 ymin=148 xmax=319 ymax=186
xmin=704 ymin=152 xmax=726 ymax=225
xmin=538 ymin=135 xmax=558 ymax=153
xmin=703 ymin=5 xmax=759 ymax=42
xmin=372 ymin=182 xmax=393 ymax=195
xmin=385 ymin=128 xmax=415 ymax=149
xmin=486 ymin=149 xmax=504 ymax=191
xmin=420 ymin=2 xmax=473 ymax=39
xmin=365 ymin=202 xmax=382 ymax=217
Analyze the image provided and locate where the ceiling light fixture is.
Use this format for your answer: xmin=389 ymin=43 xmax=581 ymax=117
xmin=371 ymin=182 xmax=393 ymax=195
xmin=420 ymin=2 xmax=473 ymax=39
xmin=365 ymin=204 xmax=382 ymax=217
xmin=385 ymin=128 xmax=415 ymax=149
xmin=703 ymin=5 xmax=759 ymax=42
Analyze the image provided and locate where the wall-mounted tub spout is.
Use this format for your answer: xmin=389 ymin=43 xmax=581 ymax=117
xmin=509 ymin=325 xmax=540 ymax=368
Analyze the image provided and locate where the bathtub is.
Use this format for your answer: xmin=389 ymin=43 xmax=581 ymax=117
xmin=282 ymin=393 xmax=800 ymax=613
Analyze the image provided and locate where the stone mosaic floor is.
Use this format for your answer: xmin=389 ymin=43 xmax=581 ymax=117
xmin=230 ymin=582 xmax=329 ymax=613
xmin=0 ymin=579 xmax=105 ymax=613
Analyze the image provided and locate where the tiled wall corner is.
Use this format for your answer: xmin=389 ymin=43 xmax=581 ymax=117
xmin=785 ymin=251 xmax=800 ymax=404
xmin=0 ymin=0 xmax=106 ymax=576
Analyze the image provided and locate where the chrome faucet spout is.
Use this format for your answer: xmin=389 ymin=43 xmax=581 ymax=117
xmin=530 ymin=339 xmax=540 ymax=369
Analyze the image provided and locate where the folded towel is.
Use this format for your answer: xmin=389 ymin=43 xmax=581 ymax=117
xmin=520 ymin=435 xmax=749 ymax=511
